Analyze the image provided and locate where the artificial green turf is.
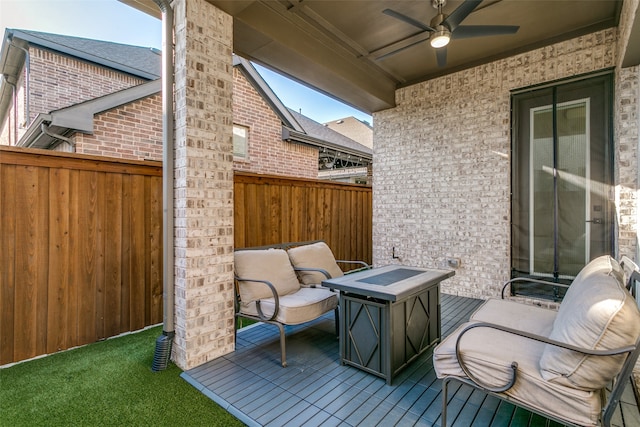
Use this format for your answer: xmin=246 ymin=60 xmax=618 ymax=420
xmin=0 ymin=326 xmax=245 ymax=427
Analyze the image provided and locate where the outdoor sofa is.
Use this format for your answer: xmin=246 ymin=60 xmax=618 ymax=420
xmin=234 ymin=240 xmax=370 ymax=367
xmin=434 ymin=255 xmax=640 ymax=427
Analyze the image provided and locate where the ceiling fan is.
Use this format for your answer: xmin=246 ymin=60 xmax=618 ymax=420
xmin=381 ymin=0 xmax=519 ymax=67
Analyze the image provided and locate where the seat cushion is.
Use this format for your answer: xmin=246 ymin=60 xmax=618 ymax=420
xmin=240 ymin=287 xmax=338 ymax=325
xmin=234 ymin=248 xmax=301 ymax=303
xmin=287 ymin=241 xmax=344 ymax=286
xmin=434 ymin=319 xmax=602 ymax=426
xmin=540 ymin=255 xmax=640 ymax=390
xmin=469 ymin=298 xmax=557 ymax=334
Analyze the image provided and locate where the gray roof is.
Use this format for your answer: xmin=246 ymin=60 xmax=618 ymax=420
xmin=0 ymin=29 xmax=161 ymax=129
xmin=287 ymin=108 xmax=372 ymax=158
xmin=12 ymin=29 xmax=161 ymax=79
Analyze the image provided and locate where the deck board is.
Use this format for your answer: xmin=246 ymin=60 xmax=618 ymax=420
xmin=181 ymin=294 xmax=639 ymax=426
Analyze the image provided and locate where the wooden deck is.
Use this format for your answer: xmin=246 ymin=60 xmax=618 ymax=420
xmin=181 ymin=294 xmax=640 ymax=427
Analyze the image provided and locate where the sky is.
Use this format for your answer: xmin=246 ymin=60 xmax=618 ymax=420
xmin=0 ymin=0 xmax=372 ymax=124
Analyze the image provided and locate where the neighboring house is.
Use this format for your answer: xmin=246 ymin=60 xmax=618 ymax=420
xmin=231 ymin=57 xmax=372 ymax=182
xmin=324 ymin=116 xmax=373 ymax=149
xmin=289 ymin=110 xmax=372 ymax=184
xmin=0 ymin=29 xmax=372 ymax=182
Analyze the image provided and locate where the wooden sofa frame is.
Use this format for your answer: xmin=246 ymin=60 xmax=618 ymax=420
xmin=233 ymin=240 xmax=370 ymax=367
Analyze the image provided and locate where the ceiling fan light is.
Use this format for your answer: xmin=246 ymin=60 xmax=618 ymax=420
xmin=430 ymin=30 xmax=450 ymax=48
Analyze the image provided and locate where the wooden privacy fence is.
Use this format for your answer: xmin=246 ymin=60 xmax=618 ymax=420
xmin=0 ymin=149 xmax=372 ymax=365
xmin=0 ymin=147 xmax=163 ymax=365
xmin=234 ymin=172 xmax=372 ymax=264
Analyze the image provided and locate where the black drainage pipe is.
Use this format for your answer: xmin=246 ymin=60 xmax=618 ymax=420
xmin=152 ymin=331 xmax=175 ymax=371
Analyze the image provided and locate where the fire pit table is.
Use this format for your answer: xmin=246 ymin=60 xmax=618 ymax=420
xmin=323 ymin=265 xmax=454 ymax=384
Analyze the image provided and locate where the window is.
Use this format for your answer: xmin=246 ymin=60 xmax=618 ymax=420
xmin=233 ymin=125 xmax=249 ymax=159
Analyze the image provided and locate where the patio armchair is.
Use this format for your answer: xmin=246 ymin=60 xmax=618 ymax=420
xmin=234 ymin=247 xmax=339 ymax=367
xmin=286 ymin=240 xmax=371 ymax=287
xmin=434 ymin=255 xmax=640 ymax=427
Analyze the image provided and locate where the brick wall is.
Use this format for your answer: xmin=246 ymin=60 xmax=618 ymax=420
xmin=1 ymin=45 xmax=145 ymax=147
xmin=373 ymin=28 xmax=636 ymax=299
xmin=74 ymin=94 xmax=163 ymax=160
xmin=232 ymin=67 xmax=318 ymax=178
xmin=28 ymin=47 xmax=145 ymax=123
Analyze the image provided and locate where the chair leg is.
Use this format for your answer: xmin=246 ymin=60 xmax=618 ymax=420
xmin=233 ymin=315 xmax=238 ymax=346
xmin=334 ymin=307 xmax=340 ymax=337
xmin=276 ymin=323 xmax=287 ymax=367
xmin=442 ymin=377 xmax=450 ymax=427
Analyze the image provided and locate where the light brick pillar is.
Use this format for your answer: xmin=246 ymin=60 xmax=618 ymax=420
xmin=615 ymin=66 xmax=640 ymax=260
xmin=172 ymin=0 xmax=235 ymax=370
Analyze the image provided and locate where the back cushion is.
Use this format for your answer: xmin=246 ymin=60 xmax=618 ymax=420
xmin=287 ymin=241 xmax=344 ymax=286
xmin=539 ymin=255 xmax=640 ymax=390
xmin=234 ymin=249 xmax=301 ymax=303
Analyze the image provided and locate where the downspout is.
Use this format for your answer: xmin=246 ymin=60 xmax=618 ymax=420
xmin=2 ymin=76 xmax=17 ymax=144
xmin=151 ymin=0 xmax=176 ymax=372
xmin=41 ymin=122 xmax=75 ymax=150
xmin=8 ymin=39 xmax=30 ymax=127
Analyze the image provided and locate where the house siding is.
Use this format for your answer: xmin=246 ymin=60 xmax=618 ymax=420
xmin=373 ymin=28 xmax=637 ymax=299
xmin=232 ymin=67 xmax=318 ymax=178
xmin=0 ymin=45 xmax=146 ymax=147
xmin=73 ymin=94 xmax=164 ymax=160
xmin=28 ymin=46 xmax=145 ymax=123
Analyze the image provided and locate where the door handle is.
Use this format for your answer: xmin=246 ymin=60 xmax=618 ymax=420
xmin=586 ymin=218 xmax=603 ymax=224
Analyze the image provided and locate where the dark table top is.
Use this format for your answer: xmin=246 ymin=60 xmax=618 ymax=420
xmin=322 ymin=264 xmax=454 ymax=301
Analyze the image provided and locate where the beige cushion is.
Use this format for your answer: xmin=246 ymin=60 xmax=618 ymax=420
xmin=539 ymin=255 xmax=640 ymax=390
xmin=287 ymin=241 xmax=344 ymax=286
xmin=469 ymin=298 xmax=557 ymax=335
xmin=240 ymin=287 xmax=338 ymax=325
xmin=234 ymin=248 xmax=301 ymax=303
xmin=434 ymin=317 xmax=601 ymax=426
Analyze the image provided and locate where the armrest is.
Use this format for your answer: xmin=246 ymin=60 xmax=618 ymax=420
xmin=293 ymin=261 xmax=371 ymax=280
xmin=293 ymin=266 xmax=331 ymax=280
xmin=336 ymin=260 xmax=371 ymax=274
xmin=234 ymin=275 xmax=280 ymax=321
xmin=501 ymin=277 xmax=570 ymax=299
xmin=620 ymin=255 xmax=640 ymax=295
xmin=454 ymin=321 xmax=636 ymax=393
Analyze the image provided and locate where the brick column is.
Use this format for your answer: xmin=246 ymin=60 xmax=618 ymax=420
xmin=615 ymin=66 xmax=640 ymax=260
xmin=172 ymin=0 xmax=235 ymax=370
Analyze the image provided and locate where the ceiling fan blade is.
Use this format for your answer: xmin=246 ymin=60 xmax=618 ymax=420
xmin=452 ymin=25 xmax=520 ymax=39
xmin=383 ymin=8 xmax=436 ymax=32
xmin=443 ymin=0 xmax=483 ymax=32
xmin=473 ymin=0 xmax=505 ymax=13
xmin=436 ymin=47 xmax=447 ymax=68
